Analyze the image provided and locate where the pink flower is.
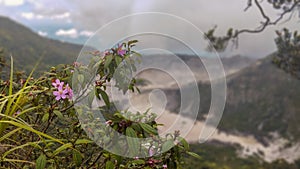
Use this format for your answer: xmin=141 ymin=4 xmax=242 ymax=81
xmin=117 ymin=44 xmax=126 ymax=56
xmin=53 ymin=86 xmax=68 ymax=101
xmin=65 ymin=84 xmax=73 ymax=99
xmin=103 ymin=50 xmax=110 ymax=56
xmin=73 ymin=62 xmax=81 ymax=67
xmin=149 ymin=147 xmax=155 ymax=157
xmin=133 ymin=157 xmax=139 ymax=160
xmin=147 ymin=158 xmax=155 ymax=166
xmin=105 ymin=120 xmax=113 ymax=127
xmin=52 ymin=79 xmax=64 ymax=88
xmin=14 ymin=110 xmax=21 ymax=116
xmin=163 ymin=164 xmax=167 ymax=169
xmin=52 ymin=79 xmax=73 ymax=101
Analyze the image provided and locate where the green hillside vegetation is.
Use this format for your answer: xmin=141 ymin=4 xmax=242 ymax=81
xmin=221 ymin=55 xmax=300 ymax=142
xmin=166 ymin=55 xmax=300 ymax=142
xmin=185 ymin=142 xmax=300 ymax=169
xmin=0 ymin=16 xmax=82 ymax=73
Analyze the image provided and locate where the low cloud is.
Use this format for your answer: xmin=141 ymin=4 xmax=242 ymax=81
xmin=0 ymin=0 xmax=24 ymax=6
xmin=20 ymin=12 xmax=71 ymax=21
xmin=55 ymin=28 xmax=93 ymax=38
xmin=21 ymin=12 xmax=44 ymax=20
xmin=50 ymin=12 xmax=70 ymax=20
xmin=38 ymin=31 xmax=48 ymax=37
xmin=55 ymin=28 xmax=78 ymax=38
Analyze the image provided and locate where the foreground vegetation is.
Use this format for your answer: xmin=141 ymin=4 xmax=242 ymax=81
xmin=0 ymin=41 xmax=199 ymax=168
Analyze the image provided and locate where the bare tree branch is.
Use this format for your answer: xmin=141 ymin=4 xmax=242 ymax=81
xmin=205 ymin=0 xmax=300 ymax=52
xmin=244 ymin=0 xmax=253 ymax=11
xmin=270 ymin=1 xmax=300 ymax=25
xmin=234 ymin=0 xmax=300 ymax=38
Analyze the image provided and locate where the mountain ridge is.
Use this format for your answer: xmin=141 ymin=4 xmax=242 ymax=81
xmin=0 ymin=16 xmax=82 ymax=72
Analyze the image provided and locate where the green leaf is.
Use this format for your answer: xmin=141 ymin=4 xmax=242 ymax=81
xmin=128 ymin=40 xmax=138 ymax=47
xmin=87 ymin=90 xmax=95 ymax=107
xmin=72 ymin=150 xmax=82 ymax=167
xmin=105 ymin=161 xmax=114 ymax=169
xmin=0 ymin=128 xmax=22 ymax=142
xmin=53 ymin=110 xmax=63 ymax=119
xmin=179 ymin=137 xmax=189 ymax=150
xmin=162 ymin=140 xmax=175 ymax=152
xmin=36 ymin=154 xmax=46 ymax=169
xmin=113 ymin=155 xmax=123 ymax=166
xmin=75 ymin=139 xmax=93 ymax=145
xmin=95 ymin=87 xmax=101 ymax=100
xmin=99 ymin=89 xmax=110 ymax=107
xmin=130 ymin=124 xmax=142 ymax=133
xmin=187 ymin=151 xmax=202 ymax=160
xmin=104 ymin=55 xmax=113 ymax=69
xmin=0 ymin=120 xmax=64 ymax=145
xmin=126 ymin=127 xmax=140 ymax=156
xmin=132 ymin=159 xmax=145 ymax=165
xmin=9 ymin=56 xmax=13 ymax=96
xmin=115 ymin=56 xmax=122 ymax=66
xmin=53 ymin=143 xmax=73 ymax=156
xmin=42 ymin=113 xmax=49 ymax=122
xmin=139 ymin=123 xmax=158 ymax=135
xmin=78 ymin=74 xmax=84 ymax=84
xmin=136 ymin=87 xmax=141 ymax=94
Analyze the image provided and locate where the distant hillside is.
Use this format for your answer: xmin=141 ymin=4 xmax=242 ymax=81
xmin=0 ymin=16 xmax=82 ymax=72
xmin=221 ymin=55 xmax=300 ymax=142
xmin=163 ymin=55 xmax=300 ymax=142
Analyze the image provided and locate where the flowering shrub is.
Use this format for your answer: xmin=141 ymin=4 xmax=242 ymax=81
xmin=0 ymin=41 xmax=200 ymax=168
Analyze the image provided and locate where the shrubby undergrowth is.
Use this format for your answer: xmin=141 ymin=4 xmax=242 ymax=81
xmin=0 ymin=41 xmax=199 ymax=168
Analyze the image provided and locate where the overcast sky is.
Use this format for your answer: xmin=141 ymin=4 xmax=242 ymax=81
xmin=0 ymin=0 xmax=299 ymax=58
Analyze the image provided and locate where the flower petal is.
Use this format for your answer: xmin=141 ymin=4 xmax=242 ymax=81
xmin=55 ymin=96 xmax=61 ymax=101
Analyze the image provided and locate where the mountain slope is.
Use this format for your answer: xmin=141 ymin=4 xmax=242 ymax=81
xmin=161 ymin=55 xmax=300 ymax=142
xmin=0 ymin=16 xmax=82 ymax=72
xmin=220 ymin=55 xmax=300 ymax=142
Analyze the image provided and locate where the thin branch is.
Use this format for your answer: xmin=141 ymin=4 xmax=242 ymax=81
xmin=270 ymin=1 xmax=300 ymax=25
xmin=255 ymin=0 xmax=270 ymax=20
xmin=234 ymin=0 xmax=300 ymax=38
xmin=244 ymin=0 xmax=253 ymax=11
xmin=280 ymin=10 xmax=296 ymax=25
xmin=234 ymin=0 xmax=270 ymax=37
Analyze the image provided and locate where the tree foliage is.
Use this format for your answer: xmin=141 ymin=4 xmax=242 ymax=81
xmin=273 ymin=28 xmax=300 ymax=78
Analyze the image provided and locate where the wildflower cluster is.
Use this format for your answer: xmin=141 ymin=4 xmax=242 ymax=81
xmin=52 ymin=79 xmax=73 ymax=101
